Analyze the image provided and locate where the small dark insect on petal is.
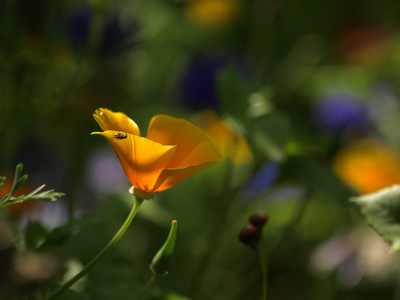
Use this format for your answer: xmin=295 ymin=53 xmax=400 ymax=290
xmin=114 ymin=133 xmax=127 ymax=139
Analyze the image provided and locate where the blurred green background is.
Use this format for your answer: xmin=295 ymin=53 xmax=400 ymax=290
xmin=2 ymin=0 xmax=400 ymax=299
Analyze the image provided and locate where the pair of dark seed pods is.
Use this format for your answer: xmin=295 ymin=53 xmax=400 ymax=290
xmin=238 ymin=212 xmax=269 ymax=246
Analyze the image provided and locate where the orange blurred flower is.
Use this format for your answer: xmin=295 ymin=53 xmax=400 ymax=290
xmin=185 ymin=0 xmax=239 ymax=28
xmin=91 ymin=108 xmax=222 ymax=198
xmin=333 ymin=140 xmax=400 ymax=194
xmin=196 ymin=110 xmax=252 ymax=164
xmin=336 ymin=27 xmax=393 ymax=68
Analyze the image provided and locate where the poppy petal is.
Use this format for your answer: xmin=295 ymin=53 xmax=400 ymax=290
xmin=152 ymin=161 xmax=219 ymax=192
xmin=91 ymin=131 xmax=176 ymax=192
xmin=147 ymin=114 xmax=222 ymax=168
xmin=94 ymin=108 xmax=141 ymax=136
xmin=177 ymin=140 xmax=223 ymax=167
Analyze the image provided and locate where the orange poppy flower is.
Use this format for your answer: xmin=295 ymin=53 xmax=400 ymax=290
xmin=196 ymin=110 xmax=252 ymax=164
xmin=91 ymin=108 xmax=223 ymax=198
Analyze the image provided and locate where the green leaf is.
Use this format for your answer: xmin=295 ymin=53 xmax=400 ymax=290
xmin=40 ymin=218 xmax=95 ymax=249
xmin=0 ymin=164 xmax=64 ymax=207
xmin=217 ymin=66 xmax=251 ymax=116
xmin=247 ymin=114 xmax=291 ymax=162
xmin=26 ymin=189 xmax=65 ymax=202
xmin=1 ymin=163 xmax=27 ymax=203
xmin=2 ymin=188 xmax=64 ymax=207
xmin=25 ymin=221 xmax=49 ymax=250
xmin=24 ymin=184 xmax=46 ymax=197
xmin=352 ymin=185 xmax=400 ymax=252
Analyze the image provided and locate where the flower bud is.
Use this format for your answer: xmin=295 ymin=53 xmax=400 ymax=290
xmin=249 ymin=212 xmax=269 ymax=228
xmin=149 ymin=220 xmax=178 ymax=276
xmin=238 ymin=224 xmax=261 ymax=246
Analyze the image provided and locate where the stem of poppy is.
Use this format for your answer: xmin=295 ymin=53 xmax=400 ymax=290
xmin=134 ymin=274 xmax=157 ymax=300
xmin=46 ymin=196 xmax=144 ymax=300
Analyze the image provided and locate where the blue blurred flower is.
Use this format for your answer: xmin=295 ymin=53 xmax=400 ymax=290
xmin=180 ymin=54 xmax=227 ymax=110
xmin=180 ymin=53 xmax=253 ymax=110
xmin=101 ymin=16 xmax=134 ymax=55
xmin=311 ymin=94 xmax=369 ymax=133
xmin=241 ymin=161 xmax=280 ymax=200
xmin=68 ymin=7 xmax=135 ymax=56
xmin=68 ymin=8 xmax=91 ymax=51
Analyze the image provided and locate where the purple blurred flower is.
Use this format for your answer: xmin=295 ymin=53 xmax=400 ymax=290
xmin=312 ymin=94 xmax=369 ymax=133
xmin=86 ymin=147 xmax=130 ymax=194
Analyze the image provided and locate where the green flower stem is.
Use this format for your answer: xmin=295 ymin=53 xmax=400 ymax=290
xmin=134 ymin=274 xmax=157 ymax=300
xmin=255 ymin=243 xmax=268 ymax=300
xmin=47 ymin=196 xmax=144 ymax=300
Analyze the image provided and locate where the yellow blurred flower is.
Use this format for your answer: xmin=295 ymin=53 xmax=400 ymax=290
xmin=333 ymin=140 xmax=400 ymax=194
xmin=91 ymin=108 xmax=222 ymax=198
xmin=196 ymin=110 xmax=252 ymax=164
xmin=185 ymin=0 xmax=239 ymax=28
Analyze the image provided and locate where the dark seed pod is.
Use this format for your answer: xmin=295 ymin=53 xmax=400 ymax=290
xmin=249 ymin=212 xmax=269 ymax=228
xmin=238 ymin=224 xmax=261 ymax=246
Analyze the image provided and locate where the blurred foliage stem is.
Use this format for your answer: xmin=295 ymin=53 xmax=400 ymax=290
xmin=189 ymin=144 xmax=238 ymax=298
xmin=42 ymin=0 xmax=57 ymax=54
xmin=246 ymin=0 xmax=281 ymax=87
xmin=47 ymin=196 xmax=145 ymax=300
xmin=393 ymin=262 xmax=400 ymax=300
xmin=269 ymin=187 xmax=312 ymax=257
xmin=86 ymin=6 xmax=106 ymax=59
xmin=255 ymin=242 xmax=268 ymax=300
xmin=135 ymin=275 xmax=157 ymax=300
